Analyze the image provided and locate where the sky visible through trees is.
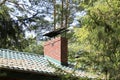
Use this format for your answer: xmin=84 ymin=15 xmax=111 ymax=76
xmin=0 ymin=0 xmax=120 ymax=79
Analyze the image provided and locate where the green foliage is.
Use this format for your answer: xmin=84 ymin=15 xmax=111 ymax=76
xmin=0 ymin=5 xmax=26 ymax=51
xmin=23 ymin=38 xmax=43 ymax=55
xmin=74 ymin=0 xmax=120 ymax=79
xmin=0 ymin=1 xmax=50 ymax=51
xmin=0 ymin=4 xmax=43 ymax=52
xmin=23 ymin=44 xmax=43 ymax=55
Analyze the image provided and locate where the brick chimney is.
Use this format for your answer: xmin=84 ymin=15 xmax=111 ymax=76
xmin=44 ymin=37 xmax=68 ymax=66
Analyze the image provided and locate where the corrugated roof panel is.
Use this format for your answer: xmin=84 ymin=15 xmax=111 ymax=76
xmin=0 ymin=49 xmax=55 ymax=74
xmin=0 ymin=49 xmax=99 ymax=78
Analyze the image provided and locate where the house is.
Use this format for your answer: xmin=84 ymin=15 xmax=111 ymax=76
xmin=0 ymin=37 xmax=98 ymax=80
xmin=0 ymin=37 xmax=68 ymax=80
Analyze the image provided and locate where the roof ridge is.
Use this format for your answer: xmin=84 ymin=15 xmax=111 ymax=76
xmin=0 ymin=48 xmax=43 ymax=56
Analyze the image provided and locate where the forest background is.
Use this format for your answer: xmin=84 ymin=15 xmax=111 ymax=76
xmin=0 ymin=0 xmax=120 ymax=79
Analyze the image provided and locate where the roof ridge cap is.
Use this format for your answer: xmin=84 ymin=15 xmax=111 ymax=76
xmin=0 ymin=48 xmax=43 ymax=56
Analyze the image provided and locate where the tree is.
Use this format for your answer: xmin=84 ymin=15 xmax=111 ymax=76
xmin=74 ymin=0 xmax=120 ymax=79
xmin=23 ymin=37 xmax=43 ymax=55
xmin=0 ymin=0 xmax=54 ymax=50
xmin=0 ymin=0 xmax=7 ymax=6
xmin=0 ymin=5 xmax=27 ymax=50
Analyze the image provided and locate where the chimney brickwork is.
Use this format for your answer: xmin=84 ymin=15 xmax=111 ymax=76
xmin=44 ymin=37 xmax=68 ymax=65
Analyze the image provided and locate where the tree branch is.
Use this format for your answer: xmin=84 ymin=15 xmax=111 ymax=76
xmin=0 ymin=0 xmax=7 ymax=6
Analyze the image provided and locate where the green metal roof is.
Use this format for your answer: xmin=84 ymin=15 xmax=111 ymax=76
xmin=0 ymin=49 xmax=55 ymax=74
xmin=0 ymin=49 xmax=99 ymax=79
